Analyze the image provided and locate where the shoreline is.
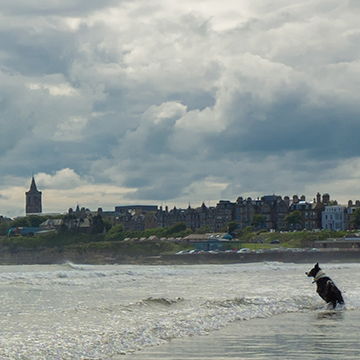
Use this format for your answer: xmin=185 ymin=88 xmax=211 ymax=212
xmin=0 ymin=248 xmax=359 ymax=265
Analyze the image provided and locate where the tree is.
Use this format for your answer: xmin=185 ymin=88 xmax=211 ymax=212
xmin=91 ymin=215 xmax=105 ymax=234
xmin=166 ymin=222 xmax=187 ymax=235
xmin=102 ymin=219 xmax=113 ymax=232
xmin=27 ymin=215 xmax=49 ymax=227
xmin=252 ymin=214 xmax=266 ymax=229
xmin=11 ymin=217 xmax=31 ymax=227
xmin=0 ymin=220 xmax=12 ymax=236
xmin=227 ymin=221 xmax=239 ymax=234
xmin=285 ymin=210 xmax=304 ymax=229
xmin=105 ymin=224 xmax=124 ymax=241
xmin=350 ymin=208 xmax=360 ymax=229
xmin=195 ymin=225 xmax=211 ymax=234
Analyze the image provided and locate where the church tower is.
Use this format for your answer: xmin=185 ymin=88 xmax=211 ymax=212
xmin=25 ymin=177 xmax=42 ymax=214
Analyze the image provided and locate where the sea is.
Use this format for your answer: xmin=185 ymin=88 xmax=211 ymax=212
xmin=0 ymin=261 xmax=359 ymax=359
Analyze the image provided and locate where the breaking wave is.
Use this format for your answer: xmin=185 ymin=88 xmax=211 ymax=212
xmin=139 ymin=296 xmax=185 ymax=306
xmin=101 ymin=294 xmax=320 ymax=356
xmin=62 ymin=261 xmax=90 ymax=271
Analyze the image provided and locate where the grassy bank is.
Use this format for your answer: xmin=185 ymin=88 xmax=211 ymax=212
xmin=0 ymin=232 xmax=189 ymax=257
xmin=67 ymin=239 xmax=188 ymax=257
xmin=0 ymin=229 xmax=353 ymax=258
xmin=235 ymin=229 xmax=351 ymax=248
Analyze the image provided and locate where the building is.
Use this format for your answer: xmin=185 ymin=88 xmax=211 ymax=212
xmin=346 ymin=200 xmax=360 ymax=230
xmin=25 ymin=177 xmax=42 ymax=215
xmin=115 ymin=205 xmax=158 ymax=213
xmin=108 ymin=194 xmax=332 ymax=232
xmin=153 ymin=195 xmax=290 ymax=232
xmin=233 ymin=195 xmax=289 ymax=230
xmin=48 ymin=192 xmax=349 ymax=233
xmin=322 ymin=205 xmax=347 ymax=231
xmin=289 ymin=199 xmax=317 ymax=230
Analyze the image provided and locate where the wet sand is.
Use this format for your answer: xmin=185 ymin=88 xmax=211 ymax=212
xmin=122 ymin=310 xmax=360 ymax=360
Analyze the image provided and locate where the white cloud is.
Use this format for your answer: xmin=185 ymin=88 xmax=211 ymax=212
xmin=0 ymin=170 xmax=137 ymax=216
xmin=28 ymin=82 xmax=79 ymax=96
xmin=0 ymin=186 xmax=27 ymax=217
xmin=175 ymin=107 xmax=223 ymax=133
xmin=181 ymin=176 xmax=229 ymax=204
xmin=43 ymin=183 xmax=137 ymax=214
xmin=143 ymin=102 xmax=187 ymax=125
xmin=35 ymin=168 xmax=83 ymax=189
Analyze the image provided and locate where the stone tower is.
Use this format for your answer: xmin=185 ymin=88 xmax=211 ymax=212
xmin=25 ymin=177 xmax=42 ymax=214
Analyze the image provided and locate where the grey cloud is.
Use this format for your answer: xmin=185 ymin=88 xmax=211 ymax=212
xmin=128 ymin=180 xmax=186 ymax=201
xmin=208 ymin=91 xmax=360 ymax=161
xmin=1 ymin=0 xmax=360 ymax=215
xmin=0 ymin=0 xmax=123 ymax=16
xmin=0 ymin=29 xmax=77 ymax=76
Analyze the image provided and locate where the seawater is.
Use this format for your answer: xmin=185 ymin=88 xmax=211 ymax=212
xmin=0 ymin=262 xmax=359 ymax=359
xmin=128 ymin=311 xmax=360 ymax=359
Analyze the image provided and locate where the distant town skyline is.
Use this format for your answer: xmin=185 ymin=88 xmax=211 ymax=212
xmin=1 ymin=174 xmax=360 ymax=219
xmin=1 ymin=1 xmax=360 ymax=217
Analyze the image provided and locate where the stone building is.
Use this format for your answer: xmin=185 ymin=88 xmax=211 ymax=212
xmin=346 ymin=200 xmax=360 ymax=230
xmin=63 ymin=192 xmax=343 ymax=233
xmin=25 ymin=177 xmax=42 ymax=214
xmin=322 ymin=205 xmax=347 ymax=231
xmin=234 ymin=195 xmax=289 ymax=230
xmin=154 ymin=195 xmax=290 ymax=232
xmin=286 ymin=193 xmax=332 ymax=230
xmin=152 ymin=193 xmax=332 ymax=232
xmin=289 ymin=199 xmax=317 ymax=230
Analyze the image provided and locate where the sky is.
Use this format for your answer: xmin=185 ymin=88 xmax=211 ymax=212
xmin=1 ymin=0 xmax=360 ymax=217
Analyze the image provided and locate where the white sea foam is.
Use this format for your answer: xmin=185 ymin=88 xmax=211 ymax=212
xmin=0 ymin=262 xmax=359 ymax=359
xmin=62 ymin=261 xmax=91 ymax=271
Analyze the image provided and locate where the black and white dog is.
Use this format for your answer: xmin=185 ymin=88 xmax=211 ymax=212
xmin=306 ymin=263 xmax=344 ymax=309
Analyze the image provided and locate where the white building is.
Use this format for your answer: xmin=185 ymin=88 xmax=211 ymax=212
xmin=322 ymin=206 xmax=347 ymax=231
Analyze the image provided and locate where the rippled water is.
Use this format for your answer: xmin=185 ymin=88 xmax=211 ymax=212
xmin=128 ymin=311 xmax=360 ymax=359
xmin=0 ymin=262 xmax=358 ymax=359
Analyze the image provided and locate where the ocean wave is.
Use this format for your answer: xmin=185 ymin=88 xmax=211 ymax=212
xmin=101 ymin=294 xmax=321 ymax=356
xmin=62 ymin=261 xmax=91 ymax=271
xmin=139 ymin=297 xmax=185 ymax=306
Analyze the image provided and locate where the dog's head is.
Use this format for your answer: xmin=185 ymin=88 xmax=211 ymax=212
xmin=305 ymin=262 xmax=321 ymax=277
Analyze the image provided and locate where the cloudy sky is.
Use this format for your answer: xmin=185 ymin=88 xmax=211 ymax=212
xmin=1 ymin=0 xmax=360 ymax=217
